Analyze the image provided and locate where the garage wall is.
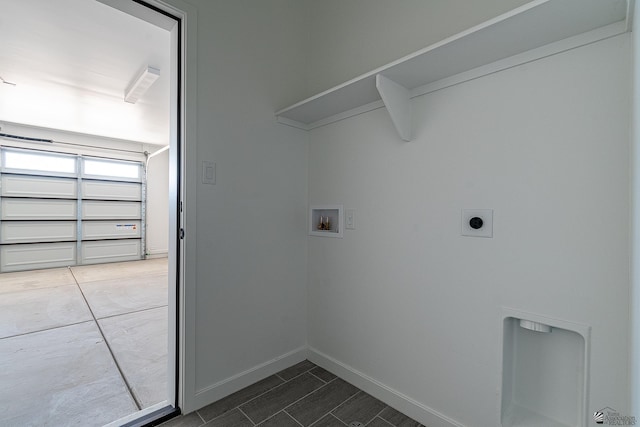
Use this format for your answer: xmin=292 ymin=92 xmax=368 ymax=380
xmin=146 ymin=148 xmax=169 ymax=257
xmin=307 ymin=34 xmax=631 ymax=426
xmin=0 ymin=121 xmax=149 ymax=161
xmin=0 ymin=121 xmax=169 ymax=258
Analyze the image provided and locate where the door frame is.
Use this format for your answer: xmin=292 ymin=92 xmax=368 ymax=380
xmin=95 ymin=0 xmax=198 ymax=417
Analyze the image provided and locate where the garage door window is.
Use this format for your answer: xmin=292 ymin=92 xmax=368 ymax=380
xmin=3 ymin=150 xmax=76 ymax=175
xmin=83 ymin=158 xmax=141 ymax=181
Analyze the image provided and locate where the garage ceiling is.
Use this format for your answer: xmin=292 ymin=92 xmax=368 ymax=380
xmin=0 ymin=0 xmax=171 ymax=146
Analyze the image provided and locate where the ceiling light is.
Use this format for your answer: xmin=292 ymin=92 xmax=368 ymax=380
xmin=124 ymin=66 xmax=160 ymax=104
xmin=0 ymin=76 xmax=16 ymax=86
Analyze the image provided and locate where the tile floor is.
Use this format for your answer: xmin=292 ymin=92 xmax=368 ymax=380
xmin=0 ymin=258 xmax=169 ymax=427
xmin=161 ymin=360 xmax=424 ymax=427
xmin=1 ymin=261 xmax=423 ymax=427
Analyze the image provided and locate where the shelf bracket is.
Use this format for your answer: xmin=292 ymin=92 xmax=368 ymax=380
xmin=375 ymin=74 xmax=412 ymax=141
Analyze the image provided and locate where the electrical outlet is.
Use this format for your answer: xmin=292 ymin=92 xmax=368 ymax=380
xmin=202 ymin=161 xmax=215 ymax=185
xmin=461 ymin=209 xmax=493 ymax=238
xmin=345 ymin=209 xmax=355 ymax=230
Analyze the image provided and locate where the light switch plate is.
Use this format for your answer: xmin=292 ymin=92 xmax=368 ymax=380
xmin=345 ymin=209 xmax=355 ymax=230
xmin=461 ymin=209 xmax=493 ymax=238
xmin=202 ymin=161 xmax=215 ymax=185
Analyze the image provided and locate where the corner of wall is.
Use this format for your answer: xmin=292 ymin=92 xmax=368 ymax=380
xmin=190 ymin=347 xmax=308 ymax=411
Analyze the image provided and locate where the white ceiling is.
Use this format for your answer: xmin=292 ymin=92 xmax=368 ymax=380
xmin=0 ymin=0 xmax=172 ymax=146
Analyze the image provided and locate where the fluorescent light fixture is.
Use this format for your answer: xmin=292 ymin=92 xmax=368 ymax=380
xmin=124 ymin=66 xmax=160 ymax=103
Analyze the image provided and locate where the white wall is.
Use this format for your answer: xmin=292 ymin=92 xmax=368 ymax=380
xmin=304 ymin=0 xmax=530 ymax=97
xmin=630 ymin=0 xmax=640 ymax=415
xmin=0 ymin=121 xmax=148 ymax=161
xmin=307 ymin=33 xmax=631 ymax=426
xmin=179 ymin=0 xmax=310 ymax=407
xmin=146 ymin=148 xmax=169 ymax=256
xmin=166 ymin=0 xmax=634 ymax=419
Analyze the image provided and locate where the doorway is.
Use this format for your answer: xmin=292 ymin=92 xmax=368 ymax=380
xmin=0 ymin=0 xmax=183 ymax=425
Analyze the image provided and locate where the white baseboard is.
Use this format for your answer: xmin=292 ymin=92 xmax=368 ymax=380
xmin=191 ymin=346 xmax=307 ymax=411
xmin=188 ymin=345 xmax=465 ymax=426
xmin=307 ymin=347 xmax=464 ymax=427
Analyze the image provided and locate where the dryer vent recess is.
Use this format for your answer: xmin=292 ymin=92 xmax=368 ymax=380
xmin=519 ymin=319 xmax=552 ymax=333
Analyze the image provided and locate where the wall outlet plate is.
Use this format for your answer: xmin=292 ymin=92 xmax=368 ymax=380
xmin=461 ymin=209 xmax=493 ymax=238
xmin=345 ymin=209 xmax=355 ymax=230
xmin=202 ymin=161 xmax=215 ymax=185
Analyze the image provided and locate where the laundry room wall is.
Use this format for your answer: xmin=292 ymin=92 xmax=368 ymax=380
xmin=306 ymin=29 xmax=631 ymax=427
xmin=172 ymin=0 xmax=310 ymax=409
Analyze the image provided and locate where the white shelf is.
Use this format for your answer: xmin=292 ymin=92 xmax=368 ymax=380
xmin=276 ymin=0 xmax=631 ymax=140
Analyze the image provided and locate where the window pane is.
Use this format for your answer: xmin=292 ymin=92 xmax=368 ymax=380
xmin=4 ymin=151 xmax=75 ymax=174
xmin=84 ymin=159 xmax=140 ymax=179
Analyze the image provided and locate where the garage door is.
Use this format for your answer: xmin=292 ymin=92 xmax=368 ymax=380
xmin=0 ymin=147 xmax=145 ymax=272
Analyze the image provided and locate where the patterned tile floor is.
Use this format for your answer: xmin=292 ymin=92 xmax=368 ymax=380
xmin=161 ymin=360 xmax=424 ymax=427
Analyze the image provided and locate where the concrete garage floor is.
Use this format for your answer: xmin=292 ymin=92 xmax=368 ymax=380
xmin=0 ymin=258 xmax=169 ymax=427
